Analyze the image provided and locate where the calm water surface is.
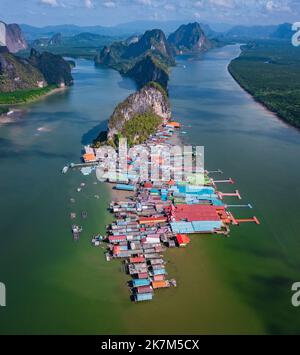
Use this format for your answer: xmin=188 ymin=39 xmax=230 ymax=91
xmin=0 ymin=46 xmax=299 ymax=334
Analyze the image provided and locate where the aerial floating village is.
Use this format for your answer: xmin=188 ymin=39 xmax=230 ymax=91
xmin=67 ymin=121 xmax=260 ymax=303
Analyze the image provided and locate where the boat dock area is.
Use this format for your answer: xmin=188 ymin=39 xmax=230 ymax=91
xmin=87 ymin=121 xmax=260 ymax=303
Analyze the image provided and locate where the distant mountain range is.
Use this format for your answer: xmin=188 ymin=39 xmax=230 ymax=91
xmin=95 ymin=23 xmax=213 ymax=89
xmin=270 ymin=23 xmax=295 ymax=40
xmin=225 ymin=23 xmax=294 ymax=40
xmin=20 ymin=24 xmax=120 ymax=40
xmin=19 ymin=21 xmax=295 ymax=45
xmin=20 ymin=21 xmax=219 ymax=40
xmin=31 ymin=32 xmax=116 ymax=50
xmin=1 ymin=18 xmax=295 ymax=98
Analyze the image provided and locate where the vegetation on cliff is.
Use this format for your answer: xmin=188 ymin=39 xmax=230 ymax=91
xmin=0 ymin=46 xmax=73 ymax=104
xmin=126 ymin=55 xmax=169 ymax=89
xmin=0 ymin=49 xmax=45 ymax=92
xmin=121 ymin=111 xmax=162 ymax=146
xmin=229 ymin=41 xmax=300 ymax=129
xmin=93 ymin=82 xmax=170 ymax=147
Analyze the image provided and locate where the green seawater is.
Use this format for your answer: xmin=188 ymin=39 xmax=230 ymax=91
xmin=0 ymin=46 xmax=300 ymax=334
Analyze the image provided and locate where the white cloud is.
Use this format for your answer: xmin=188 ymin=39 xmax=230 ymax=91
xmin=103 ymin=1 xmax=117 ymax=8
xmin=209 ymin=0 xmax=235 ymax=9
xmin=266 ymin=0 xmax=291 ymax=12
xmin=135 ymin=0 xmax=152 ymax=6
xmin=84 ymin=0 xmax=94 ymax=9
xmin=194 ymin=1 xmax=204 ymax=8
xmin=164 ymin=4 xmax=176 ymax=11
xmin=40 ymin=0 xmax=58 ymax=6
xmin=194 ymin=12 xmax=202 ymax=19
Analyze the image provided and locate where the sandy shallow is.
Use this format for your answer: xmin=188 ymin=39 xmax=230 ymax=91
xmin=0 ymin=87 xmax=67 ymax=125
xmin=107 ymin=183 xmax=135 ymax=202
xmin=0 ymin=109 xmax=26 ymax=124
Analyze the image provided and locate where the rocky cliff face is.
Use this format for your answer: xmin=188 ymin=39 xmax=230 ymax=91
xmin=107 ymin=82 xmax=171 ymax=140
xmin=5 ymin=23 xmax=28 ymax=53
xmin=168 ymin=22 xmax=212 ymax=54
xmin=0 ymin=47 xmax=73 ymax=93
xmin=126 ymin=55 xmax=169 ymax=89
xmin=96 ymin=29 xmax=174 ymax=68
xmin=0 ymin=48 xmax=46 ymax=92
xmin=95 ymin=29 xmax=174 ymax=89
xmin=29 ymin=49 xmax=73 ymax=87
xmin=123 ymin=29 xmax=174 ymax=63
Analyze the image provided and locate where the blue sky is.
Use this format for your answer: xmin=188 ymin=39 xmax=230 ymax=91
xmin=0 ymin=0 xmax=299 ymax=27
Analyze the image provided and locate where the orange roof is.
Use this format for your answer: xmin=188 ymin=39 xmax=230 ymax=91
xmin=139 ymin=216 xmax=167 ymax=225
xmin=83 ymin=153 xmax=96 ymax=162
xmin=167 ymin=121 xmax=181 ymax=128
xmin=152 ymin=281 xmax=169 ymax=289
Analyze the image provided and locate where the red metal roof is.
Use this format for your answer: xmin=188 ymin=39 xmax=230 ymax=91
xmin=176 ymin=234 xmax=191 ymax=246
xmin=153 ymin=274 xmax=165 ymax=281
xmin=109 ymin=235 xmax=127 ymax=242
xmin=171 ymin=204 xmax=224 ymax=222
xmin=138 ymin=272 xmax=149 ymax=279
xmin=136 ymin=286 xmax=153 ymax=293
xmin=113 ymin=246 xmax=120 ymax=255
xmin=130 ymin=257 xmax=145 ymax=264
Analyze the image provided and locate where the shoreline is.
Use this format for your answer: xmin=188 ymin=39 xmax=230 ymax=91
xmin=227 ymin=61 xmax=300 ymax=132
xmin=0 ymin=109 xmax=27 ymax=124
xmin=0 ymin=86 xmax=67 ymax=107
xmin=0 ymin=86 xmax=68 ymax=124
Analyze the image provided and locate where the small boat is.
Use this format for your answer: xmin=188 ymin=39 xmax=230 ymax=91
xmin=70 ymin=212 xmax=76 ymax=219
xmin=70 ymin=198 xmax=76 ymax=203
xmin=169 ymin=279 xmax=177 ymax=287
xmin=81 ymin=211 xmax=88 ymax=219
xmin=77 ymin=188 xmax=81 ymax=192
xmin=94 ymin=194 xmax=100 ymax=199
xmin=92 ymin=235 xmax=104 ymax=246
xmin=62 ymin=166 xmax=69 ymax=174
xmin=72 ymin=225 xmax=83 ymax=240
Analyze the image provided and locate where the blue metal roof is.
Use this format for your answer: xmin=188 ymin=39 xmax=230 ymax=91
xmin=135 ymin=293 xmax=153 ymax=302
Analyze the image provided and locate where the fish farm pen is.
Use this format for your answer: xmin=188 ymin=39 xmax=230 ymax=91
xmin=82 ymin=122 xmax=260 ymax=302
